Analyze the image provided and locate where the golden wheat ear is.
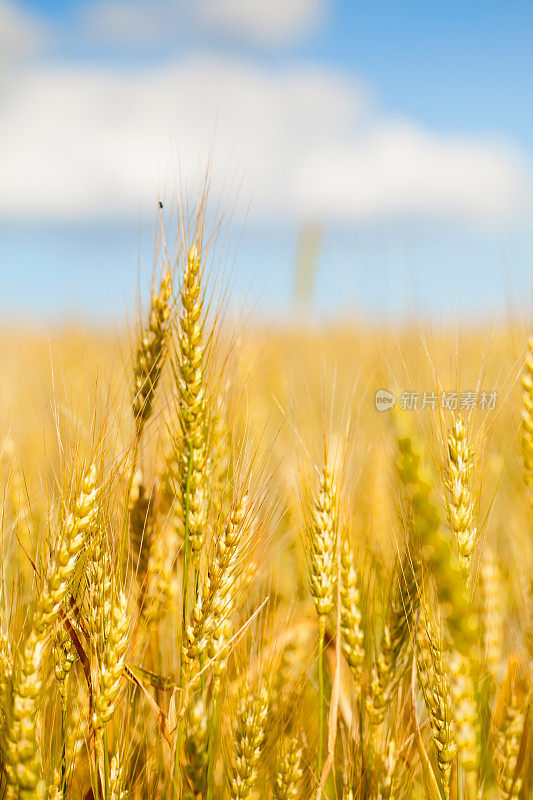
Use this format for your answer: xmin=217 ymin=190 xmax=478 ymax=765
xmin=4 ymin=462 xmax=99 ymax=800
xmin=340 ymin=536 xmax=364 ymax=691
xmin=521 ymin=337 xmax=533 ymax=493
xmin=445 ymin=415 xmax=477 ymax=577
xmin=273 ymin=734 xmax=303 ymax=800
xmin=491 ymin=654 xmax=528 ymax=800
xmin=307 ymin=461 xmax=337 ymax=633
xmin=416 ymin=605 xmax=455 ymax=800
xmin=230 ymin=683 xmax=269 ymax=800
xmin=182 ymin=492 xmax=249 ymax=689
xmin=304 ymin=456 xmax=338 ymax=776
xmin=170 ymin=243 xmax=210 ymax=565
xmin=91 ymin=588 xmax=129 ymax=731
xmin=132 ymin=269 xmax=172 ymax=441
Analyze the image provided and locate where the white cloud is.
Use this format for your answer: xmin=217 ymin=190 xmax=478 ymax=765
xmin=0 ymin=54 xmax=531 ymax=226
xmin=82 ymin=0 xmax=326 ymax=49
xmin=82 ymin=0 xmax=179 ymax=46
xmin=193 ymin=0 xmax=327 ymax=46
xmin=292 ymin=124 xmax=530 ymax=224
xmin=0 ymin=0 xmax=45 ymax=62
xmin=85 ymin=2 xmax=162 ymax=44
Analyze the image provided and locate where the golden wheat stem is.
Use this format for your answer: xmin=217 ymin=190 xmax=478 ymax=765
xmin=94 ymin=747 xmax=102 ymax=800
xmin=173 ymin=719 xmax=184 ymax=800
xmin=206 ymin=694 xmax=218 ymax=800
xmin=58 ymin=721 xmax=66 ymax=793
xmin=172 ymin=440 xmax=195 ymax=800
xmin=103 ymin=728 xmax=110 ymax=800
xmin=318 ymin=618 xmax=325 ymax=775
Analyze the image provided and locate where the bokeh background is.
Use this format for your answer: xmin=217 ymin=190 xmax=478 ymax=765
xmin=1 ymin=0 xmax=533 ymax=323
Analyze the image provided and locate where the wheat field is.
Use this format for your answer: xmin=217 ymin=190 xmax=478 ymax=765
xmin=0 ymin=206 xmax=532 ymax=800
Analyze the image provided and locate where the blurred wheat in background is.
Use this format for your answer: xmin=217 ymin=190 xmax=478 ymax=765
xmin=0 ymin=197 xmax=532 ymax=800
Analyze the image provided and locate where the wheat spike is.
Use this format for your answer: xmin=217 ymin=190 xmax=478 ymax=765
xmin=397 ymin=432 xmax=476 ymax=655
xmin=109 ymin=752 xmax=129 ymax=800
xmin=521 ymin=336 xmax=533 ymax=490
xmin=449 ymin=651 xmax=478 ymax=778
xmin=183 ymin=494 xmax=247 ymax=689
xmin=174 ymin=243 xmax=209 ymax=561
xmin=52 ymin=625 xmax=76 ymax=710
xmin=443 ymin=417 xmax=479 ymax=784
xmin=0 ymin=633 xmax=13 ymax=731
xmin=308 ymin=462 xmax=337 ymax=635
xmin=340 ymin=537 xmax=364 ymax=689
xmin=493 ymin=688 xmax=526 ymax=800
xmin=230 ymin=684 xmax=269 ymax=800
xmin=481 ymin=546 xmax=505 ymax=682
xmin=132 ymin=270 xmax=172 ymax=439
xmin=445 ymin=416 xmax=477 ymax=576
xmin=273 ymin=735 xmax=303 ymax=800
xmin=5 ymin=464 xmax=98 ymax=800
xmin=367 ymin=553 xmax=417 ymax=728
xmin=377 ymin=741 xmax=397 ymax=800
xmin=416 ymin=607 xmax=455 ymax=799
xmin=129 ymin=468 xmax=154 ymax=586
xmin=92 ymin=588 xmax=129 ymax=729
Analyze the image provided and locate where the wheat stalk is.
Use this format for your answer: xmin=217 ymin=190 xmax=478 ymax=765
xmin=307 ymin=459 xmax=337 ymax=773
xmin=444 ymin=416 xmax=479 ymax=792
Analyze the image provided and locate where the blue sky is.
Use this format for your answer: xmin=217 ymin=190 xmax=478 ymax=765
xmin=1 ymin=0 xmax=533 ymax=323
